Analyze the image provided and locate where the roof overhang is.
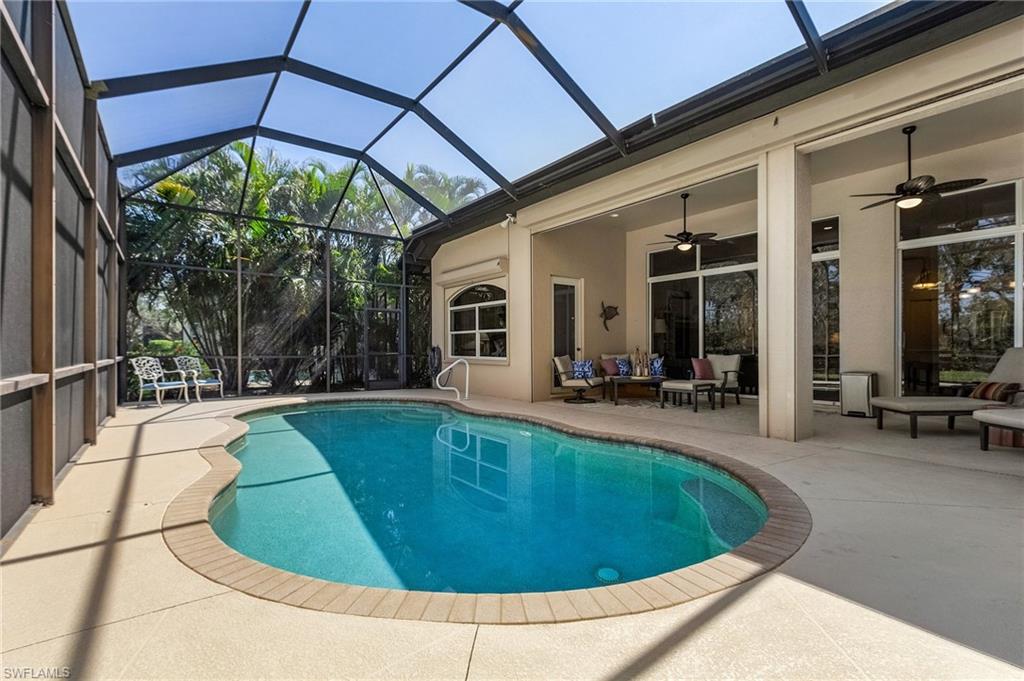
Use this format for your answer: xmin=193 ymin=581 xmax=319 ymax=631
xmin=405 ymin=0 xmax=1024 ymax=262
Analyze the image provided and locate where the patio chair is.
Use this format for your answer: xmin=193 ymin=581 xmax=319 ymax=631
xmin=706 ymin=354 xmax=742 ymax=407
xmin=872 ymin=347 xmax=1023 ymax=438
xmin=173 ymin=356 xmax=225 ymax=401
xmin=129 ymin=356 xmax=189 ymax=407
xmin=553 ymin=355 xmax=605 ymax=404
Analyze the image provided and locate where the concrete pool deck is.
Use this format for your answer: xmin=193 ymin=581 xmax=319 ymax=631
xmin=2 ymin=390 xmax=1022 ymax=679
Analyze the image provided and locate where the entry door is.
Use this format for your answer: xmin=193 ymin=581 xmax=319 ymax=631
xmin=552 ymin=277 xmax=583 ymax=360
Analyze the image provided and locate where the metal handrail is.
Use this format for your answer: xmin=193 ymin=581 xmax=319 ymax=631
xmin=435 ymin=358 xmax=469 ymax=401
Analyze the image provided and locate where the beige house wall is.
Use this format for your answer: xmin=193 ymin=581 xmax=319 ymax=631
xmin=530 ymin=222 xmax=627 ymax=400
xmin=430 ymin=223 xmax=533 ymax=401
xmin=429 ymin=18 xmax=1024 ymax=406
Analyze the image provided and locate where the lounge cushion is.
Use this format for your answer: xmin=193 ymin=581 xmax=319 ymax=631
xmin=662 ymin=380 xmax=716 ymax=390
xmin=692 ymin=358 xmax=714 ymax=380
xmin=561 ymin=377 xmax=604 ymax=388
xmin=972 ymin=407 xmax=1024 ymax=429
xmin=572 ymin=359 xmax=594 ymax=379
xmin=141 ymin=381 xmax=186 ymax=389
xmin=599 ymin=358 xmax=619 ymax=376
xmin=553 ymin=355 xmax=573 ymax=380
xmin=969 ymin=381 xmax=1018 ymax=402
xmin=871 ymin=396 xmax=1004 ymax=413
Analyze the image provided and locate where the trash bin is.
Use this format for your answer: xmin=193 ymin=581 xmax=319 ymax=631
xmin=840 ymin=371 xmax=877 ymax=417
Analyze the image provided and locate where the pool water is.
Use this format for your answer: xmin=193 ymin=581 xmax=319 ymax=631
xmin=212 ymin=402 xmax=766 ymax=593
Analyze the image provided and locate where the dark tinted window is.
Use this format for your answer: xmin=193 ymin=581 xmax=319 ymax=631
xmin=899 ymin=184 xmax=1015 ymax=241
xmin=812 ymin=217 xmax=839 ymax=253
xmin=451 ymin=284 xmax=505 ymax=307
xmin=701 ymin=233 xmax=757 ymax=269
xmin=649 ymin=247 xmax=696 ymax=277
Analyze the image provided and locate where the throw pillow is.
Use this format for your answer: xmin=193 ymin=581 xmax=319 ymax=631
xmin=572 ymin=359 xmax=594 ymax=379
xmin=692 ymin=357 xmax=715 ymax=380
xmin=651 ymin=356 xmax=665 ymax=377
xmin=969 ymin=381 xmax=1019 ymax=402
xmin=600 ymin=358 xmax=620 ymax=376
xmin=615 ymin=357 xmax=631 ymax=376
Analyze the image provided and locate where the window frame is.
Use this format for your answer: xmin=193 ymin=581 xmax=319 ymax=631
xmin=811 ymin=215 xmax=841 ymax=400
xmin=895 ymin=179 xmax=1023 ymax=395
xmin=447 ymin=281 xmax=508 ymax=362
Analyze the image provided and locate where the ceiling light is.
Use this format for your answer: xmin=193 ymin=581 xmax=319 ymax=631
xmin=676 ymin=242 xmax=694 ymax=252
xmin=823 ymin=225 xmax=834 ymax=230
xmin=610 ymin=213 xmax=619 ymax=218
xmin=896 ymin=196 xmax=923 ymax=209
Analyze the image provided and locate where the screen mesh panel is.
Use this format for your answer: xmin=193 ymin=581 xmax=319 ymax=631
xmin=55 ymin=375 xmax=86 ymax=471
xmin=1 ymin=58 xmax=34 ymax=378
xmin=56 ymin=160 xmax=86 ymax=367
xmin=55 ymin=11 xmax=86 ymax=158
xmin=1 ymin=391 xmax=33 ymax=535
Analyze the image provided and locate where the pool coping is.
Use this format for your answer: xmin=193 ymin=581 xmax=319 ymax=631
xmin=161 ymin=395 xmax=812 ymax=624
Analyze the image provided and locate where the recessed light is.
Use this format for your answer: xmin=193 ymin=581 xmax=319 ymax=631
xmin=610 ymin=213 xmax=620 ymax=218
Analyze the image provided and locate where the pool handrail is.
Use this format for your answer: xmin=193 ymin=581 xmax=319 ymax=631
xmin=435 ymin=358 xmax=469 ymax=401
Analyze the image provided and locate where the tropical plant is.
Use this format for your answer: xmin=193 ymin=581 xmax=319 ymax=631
xmin=125 ymin=140 xmax=450 ymax=394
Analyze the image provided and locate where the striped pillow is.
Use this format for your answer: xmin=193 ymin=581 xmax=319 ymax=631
xmin=969 ymin=381 xmax=1019 ymax=402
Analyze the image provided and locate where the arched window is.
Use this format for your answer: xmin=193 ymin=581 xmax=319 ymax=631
xmin=449 ymin=284 xmax=507 ymax=358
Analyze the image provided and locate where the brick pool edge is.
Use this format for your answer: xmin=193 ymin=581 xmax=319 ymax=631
xmin=161 ymin=395 xmax=812 ymax=624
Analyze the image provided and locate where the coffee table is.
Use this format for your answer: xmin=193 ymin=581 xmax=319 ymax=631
xmin=610 ymin=376 xmax=663 ymax=406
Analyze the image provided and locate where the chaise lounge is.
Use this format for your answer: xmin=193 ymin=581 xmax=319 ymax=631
xmin=973 ymin=407 xmax=1024 ymax=451
xmin=871 ymin=347 xmax=1023 ymax=438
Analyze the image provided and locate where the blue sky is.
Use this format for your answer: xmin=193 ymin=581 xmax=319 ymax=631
xmin=75 ymin=1 xmax=889 ymax=180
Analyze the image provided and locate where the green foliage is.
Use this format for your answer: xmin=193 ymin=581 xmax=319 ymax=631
xmin=126 ymin=141 xmax=439 ymax=392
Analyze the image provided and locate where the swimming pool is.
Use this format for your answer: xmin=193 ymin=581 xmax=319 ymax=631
xmin=211 ymin=401 xmax=767 ymax=594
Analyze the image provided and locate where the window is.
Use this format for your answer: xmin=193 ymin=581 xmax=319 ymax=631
xmin=704 ymin=270 xmax=758 ymax=355
xmin=899 ymin=182 xmax=1021 ymax=396
xmin=449 ymin=283 xmax=507 ymax=359
xmin=647 ymin=231 xmax=758 ymax=383
xmin=811 ymin=217 xmax=840 ymax=393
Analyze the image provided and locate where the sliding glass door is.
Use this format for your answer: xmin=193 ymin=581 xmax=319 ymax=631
xmin=899 ymin=182 xmax=1021 ymax=395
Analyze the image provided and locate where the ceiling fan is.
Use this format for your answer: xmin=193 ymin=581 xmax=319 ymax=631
xmin=851 ymin=125 xmax=986 ymax=210
xmin=651 ymin=193 xmax=717 ymax=251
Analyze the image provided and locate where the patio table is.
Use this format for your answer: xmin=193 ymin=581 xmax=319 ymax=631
xmin=610 ymin=376 xmax=664 ymax=406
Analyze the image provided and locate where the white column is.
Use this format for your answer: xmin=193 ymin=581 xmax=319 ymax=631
xmin=757 ymin=145 xmax=814 ymax=441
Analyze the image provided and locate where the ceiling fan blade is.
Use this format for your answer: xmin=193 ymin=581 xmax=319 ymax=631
xmin=663 ymin=234 xmax=682 ymax=240
xmin=650 ymin=240 xmax=678 ymax=245
xmin=849 ymin=193 xmax=900 ymax=197
xmin=929 ymin=178 xmax=987 ymax=194
xmin=860 ymin=197 xmax=899 ymax=210
xmin=904 ymin=175 xmax=936 ymax=193
xmin=689 ymin=232 xmax=717 ymax=240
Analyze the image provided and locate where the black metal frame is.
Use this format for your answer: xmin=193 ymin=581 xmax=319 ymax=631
xmin=82 ymin=0 xmax=1019 ymax=261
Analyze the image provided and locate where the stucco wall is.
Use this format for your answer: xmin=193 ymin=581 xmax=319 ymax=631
xmin=430 ymin=223 xmax=533 ymax=401
xmin=530 ymin=222 xmax=627 ymax=400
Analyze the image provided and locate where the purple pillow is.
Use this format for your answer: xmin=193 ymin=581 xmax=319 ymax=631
xmin=692 ymin=358 xmax=715 ymax=380
xmin=600 ymin=358 xmax=619 ymax=376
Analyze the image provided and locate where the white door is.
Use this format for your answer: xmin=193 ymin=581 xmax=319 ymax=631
xmin=552 ymin=277 xmax=583 ymax=360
